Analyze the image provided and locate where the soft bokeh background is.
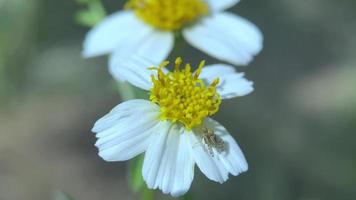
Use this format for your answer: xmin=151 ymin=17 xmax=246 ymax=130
xmin=1 ymin=0 xmax=356 ymax=199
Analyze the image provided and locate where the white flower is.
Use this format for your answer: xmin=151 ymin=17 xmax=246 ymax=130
xmin=92 ymin=57 xmax=253 ymax=197
xmin=83 ymin=0 xmax=263 ymax=66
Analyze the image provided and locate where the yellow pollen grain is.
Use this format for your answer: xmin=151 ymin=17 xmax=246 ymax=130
xmin=125 ymin=0 xmax=209 ymax=31
xmin=149 ymin=57 xmax=221 ymax=130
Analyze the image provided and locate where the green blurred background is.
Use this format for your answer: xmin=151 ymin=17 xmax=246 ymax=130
xmin=1 ymin=0 xmax=356 ymax=199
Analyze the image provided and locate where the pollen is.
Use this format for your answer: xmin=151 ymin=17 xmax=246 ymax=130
xmin=125 ymin=0 xmax=209 ymax=31
xmin=149 ymin=58 xmax=221 ymax=130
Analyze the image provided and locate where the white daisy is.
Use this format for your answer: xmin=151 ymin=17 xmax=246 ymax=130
xmin=92 ymin=57 xmax=252 ymax=197
xmin=83 ymin=0 xmax=263 ymax=66
xmin=92 ymin=58 xmax=253 ymax=196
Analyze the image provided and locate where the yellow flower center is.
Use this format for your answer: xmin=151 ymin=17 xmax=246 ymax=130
xmin=125 ymin=0 xmax=209 ymax=31
xmin=149 ymin=58 xmax=221 ymax=130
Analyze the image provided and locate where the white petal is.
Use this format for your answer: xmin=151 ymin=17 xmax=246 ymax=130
xmin=183 ymin=12 xmax=263 ymax=66
xmin=109 ymin=55 xmax=156 ymax=90
xmin=188 ymin=118 xmax=248 ymax=183
xmin=200 ymin=64 xmax=254 ymax=99
xmin=82 ymin=11 xmax=152 ymax=57
xmin=143 ymin=123 xmax=195 ymax=197
xmin=200 ymin=64 xmax=236 ymax=81
xmin=205 ymin=0 xmax=240 ymax=12
xmin=92 ymin=99 xmax=156 ymax=133
xmin=109 ymin=30 xmax=174 ymax=71
xmin=92 ymin=99 xmax=160 ymax=161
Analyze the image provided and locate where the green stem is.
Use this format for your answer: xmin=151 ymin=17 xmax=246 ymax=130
xmin=170 ymin=32 xmax=185 ymax=58
xmin=116 ymin=81 xmax=136 ymax=100
xmin=128 ymin=155 xmax=145 ymax=192
xmin=141 ymin=186 xmax=154 ymax=200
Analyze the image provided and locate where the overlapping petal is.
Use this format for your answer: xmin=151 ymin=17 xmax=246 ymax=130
xmin=142 ymin=123 xmax=195 ymax=197
xmin=205 ymin=0 xmax=240 ymax=12
xmin=92 ymin=99 xmax=160 ymax=161
xmin=200 ymin=64 xmax=254 ymax=99
xmin=109 ymin=55 xmax=155 ymax=90
xmin=83 ymin=11 xmax=174 ymax=62
xmin=83 ymin=11 xmax=148 ymax=57
xmin=188 ymin=118 xmax=248 ymax=183
xmin=183 ymin=12 xmax=263 ymax=66
xmin=109 ymin=30 xmax=174 ymax=67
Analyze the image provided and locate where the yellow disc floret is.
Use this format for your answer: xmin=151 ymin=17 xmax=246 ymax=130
xmin=149 ymin=58 xmax=221 ymax=130
xmin=125 ymin=0 xmax=209 ymax=31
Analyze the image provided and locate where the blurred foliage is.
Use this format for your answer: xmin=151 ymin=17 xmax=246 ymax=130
xmin=75 ymin=0 xmax=106 ymax=27
xmin=0 ymin=0 xmax=38 ymax=102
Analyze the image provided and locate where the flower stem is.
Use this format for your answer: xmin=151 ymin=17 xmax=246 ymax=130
xmin=141 ymin=186 xmax=154 ymax=200
xmin=116 ymin=81 xmax=136 ymax=100
xmin=128 ymin=155 xmax=145 ymax=192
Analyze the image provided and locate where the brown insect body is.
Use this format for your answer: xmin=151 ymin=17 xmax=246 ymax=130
xmin=201 ymin=127 xmax=225 ymax=156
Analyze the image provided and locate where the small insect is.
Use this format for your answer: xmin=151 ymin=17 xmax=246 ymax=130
xmin=201 ymin=127 xmax=225 ymax=157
